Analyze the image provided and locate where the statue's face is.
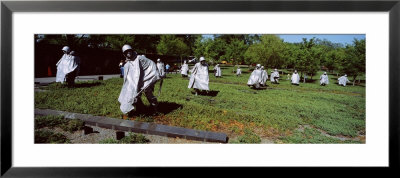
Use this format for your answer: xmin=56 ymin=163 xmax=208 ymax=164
xmin=201 ymin=61 xmax=206 ymax=65
xmin=124 ymin=50 xmax=134 ymax=59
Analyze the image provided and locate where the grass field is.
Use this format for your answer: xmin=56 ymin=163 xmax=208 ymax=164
xmin=35 ymin=66 xmax=366 ymax=143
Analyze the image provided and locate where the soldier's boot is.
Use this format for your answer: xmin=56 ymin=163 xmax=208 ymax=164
xmin=145 ymin=91 xmax=159 ymax=116
xmin=150 ymin=101 xmax=159 ymax=116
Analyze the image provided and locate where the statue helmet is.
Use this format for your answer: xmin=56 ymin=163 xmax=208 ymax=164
xmin=122 ymin=44 xmax=133 ymax=53
xmin=62 ymin=46 xmax=70 ymax=53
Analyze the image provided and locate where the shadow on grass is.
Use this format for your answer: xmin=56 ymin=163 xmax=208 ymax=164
xmin=190 ymin=90 xmax=220 ymax=97
xmin=250 ymin=86 xmax=268 ymax=90
xmin=302 ymin=79 xmax=318 ymax=83
xmin=332 ymin=82 xmax=365 ymax=87
xmin=72 ymin=82 xmax=103 ymax=88
xmin=130 ymin=101 xmax=182 ymax=117
xmin=270 ymin=82 xmax=281 ymax=84
xmin=157 ymin=102 xmax=183 ymax=115
xmin=212 ymin=76 xmax=224 ymax=78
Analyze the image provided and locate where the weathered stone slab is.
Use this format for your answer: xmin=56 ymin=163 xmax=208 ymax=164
xmin=114 ymin=125 xmax=130 ymax=132
xmin=184 ymin=129 xmax=208 ymax=142
xmin=35 ymin=109 xmax=228 ymax=143
xmin=205 ymin=132 xmax=229 ymax=143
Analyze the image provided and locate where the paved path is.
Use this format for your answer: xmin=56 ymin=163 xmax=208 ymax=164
xmin=35 ymin=72 xmax=180 ymax=85
xmin=35 ymin=74 xmax=121 ymax=85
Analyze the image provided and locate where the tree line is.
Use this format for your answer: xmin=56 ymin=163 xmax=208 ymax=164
xmin=36 ymin=34 xmax=365 ymax=84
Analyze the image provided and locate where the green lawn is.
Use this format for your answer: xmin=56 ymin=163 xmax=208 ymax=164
xmin=35 ymin=66 xmax=365 ymax=144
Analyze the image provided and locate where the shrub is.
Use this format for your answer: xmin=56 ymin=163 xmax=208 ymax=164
xmin=35 ymin=115 xmax=85 ymax=133
xmin=35 ymin=130 xmax=69 ymax=143
xmin=35 ymin=115 xmax=67 ymax=129
xmin=60 ymin=119 xmax=85 ymax=133
xmin=120 ymin=133 xmax=150 ymax=144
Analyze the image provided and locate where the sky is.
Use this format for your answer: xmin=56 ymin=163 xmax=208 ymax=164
xmin=202 ymin=34 xmax=365 ymax=45
xmin=278 ymin=34 xmax=365 ymax=45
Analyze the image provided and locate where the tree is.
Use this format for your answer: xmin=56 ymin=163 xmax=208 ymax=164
xmin=244 ymin=34 xmax=261 ymax=45
xmin=244 ymin=35 xmax=286 ymax=68
xmin=314 ymin=38 xmax=345 ymax=72
xmin=103 ymin=35 xmax=135 ymax=49
xmin=214 ymin=34 xmax=244 ymax=44
xmin=315 ymin=38 xmax=344 ymax=49
xmin=88 ymin=35 xmax=159 ymax=53
xmin=282 ymin=42 xmax=300 ymax=69
xmin=37 ymin=34 xmax=88 ymax=49
xmin=193 ymin=35 xmax=206 ymax=59
xmin=193 ymin=35 xmax=255 ymax=65
xmin=223 ymin=38 xmax=248 ymax=65
xmin=193 ymin=36 xmax=226 ymax=65
xmin=336 ymin=39 xmax=366 ymax=85
xmin=157 ymin=35 xmax=191 ymax=62
xmin=132 ymin=35 xmax=160 ymax=54
xmin=323 ymin=48 xmax=345 ymax=73
xmin=176 ymin=34 xmax=201 ymax=56
xmin=295 ymin=38 xmax=322 ymax=81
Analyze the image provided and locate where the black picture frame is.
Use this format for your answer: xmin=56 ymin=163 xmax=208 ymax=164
xmin=1 ymin=0 xmax=399 ymax=177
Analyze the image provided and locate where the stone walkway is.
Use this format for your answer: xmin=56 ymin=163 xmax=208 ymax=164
xmin=35 ymin=74 xmax=121 ymax=85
